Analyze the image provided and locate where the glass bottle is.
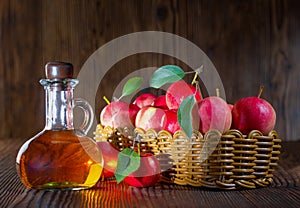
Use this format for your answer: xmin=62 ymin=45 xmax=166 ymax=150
xmin=16 ymin=62 xmax=103 ymax=190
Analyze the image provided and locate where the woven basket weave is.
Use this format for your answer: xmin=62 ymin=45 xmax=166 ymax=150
xmin=94 ymin=124 xmax=281 ymax=190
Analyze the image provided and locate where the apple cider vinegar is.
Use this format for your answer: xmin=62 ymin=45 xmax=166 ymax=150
xmin=17 ymin=130 xmax=103 ymax=189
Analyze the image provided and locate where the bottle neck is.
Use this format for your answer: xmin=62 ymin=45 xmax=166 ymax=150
xmin=41 ymin=79 xmax=78 ymax=130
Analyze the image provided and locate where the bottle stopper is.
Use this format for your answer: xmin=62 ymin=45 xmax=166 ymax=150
xmin=45 ymin=62 xmax=74 ymax=79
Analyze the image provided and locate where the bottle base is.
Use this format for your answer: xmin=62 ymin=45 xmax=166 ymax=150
xmin=30 ymin=181 xmax=96 ymax=191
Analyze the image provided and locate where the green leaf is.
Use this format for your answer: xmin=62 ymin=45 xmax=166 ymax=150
xmin=177 ymin=95 xmax=196 ymax=138
xmin=150 ymin=65 xmax=185 ymax=88
xmin=121 ymin=77 xmax=143 ymax=98
xmin=115 ymin=148 xmax=140 ymax=184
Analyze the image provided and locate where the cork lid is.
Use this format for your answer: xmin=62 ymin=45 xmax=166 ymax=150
xmin=45 ymin=62 xmax=74 ymax=79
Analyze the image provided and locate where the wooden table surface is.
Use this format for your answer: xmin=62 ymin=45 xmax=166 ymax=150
xmin=1 ymin=138 xmax=299 ymax=208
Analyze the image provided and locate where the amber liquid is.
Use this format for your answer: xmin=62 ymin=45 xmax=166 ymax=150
xmin=16 ymin=130 xmax=103 ymax=190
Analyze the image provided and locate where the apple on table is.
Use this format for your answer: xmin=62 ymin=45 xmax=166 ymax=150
xmin=124 ymin=153 xmax=161 ymax=187
xmin=97 ymin=141 xmax=120 ymax=179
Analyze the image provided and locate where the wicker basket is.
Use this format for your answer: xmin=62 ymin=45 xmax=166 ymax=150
xmin=94 ymin=124 xmax=281 ymax=190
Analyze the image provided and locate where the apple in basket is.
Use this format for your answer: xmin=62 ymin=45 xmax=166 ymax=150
xmin=153 ymin=95 xmax=168 ymax=110
xmin=129 ymin=103 xmax=140 ymax=124
xmin=100 ymin=101 xmax=139 ymax=128
xmin=133 ymin=93 xmax=157 ymax=108
xmin=231 ymin=87 xmax=276 ymax=135
xmin=135 ymin=106 xmax=167 ymax=131
xmin=198 ymin=96 xmax=232 ymax=134
xmin=166 ymin=80 xmax=202 ymax=110
xmin=228 ymin=103 xmax=234 ymax=111
xmin=164 ymin=109 xmax=181 ymax=134
xmin=124 ymin=153 xmax=161 ymax=187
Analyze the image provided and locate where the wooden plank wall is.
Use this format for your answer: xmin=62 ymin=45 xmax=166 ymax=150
xmin=0 ymin=0 xmax=299 ymax=141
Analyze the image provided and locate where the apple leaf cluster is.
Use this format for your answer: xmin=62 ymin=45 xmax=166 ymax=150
xmin=114 ymin=65 xmax=198 ymax=139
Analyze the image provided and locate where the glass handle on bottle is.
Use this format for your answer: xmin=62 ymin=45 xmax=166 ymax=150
xmin=74 ymin=98 xmax=94 ymax=135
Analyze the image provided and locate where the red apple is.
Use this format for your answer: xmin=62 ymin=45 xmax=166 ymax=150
xmin=124 ymin=153 xmax=161 ymax=187
xmin=97 ymin=141 xmax=120 ymax=178
xmin=231 ymin=97 xmax=276 ymax=135
xmin=228 ymin=104 xmax=234 ymax=111
xmin=166 ymin=80 xmax=202 ymax=110
xmin=198 ymin=96 xmax=232 ymax=134
xmin=100 ymin=101 xmax=134 ymax=128
xmin=153 ymin=95 xmax=168 ymax=110
xmin=129 ymin=104 xmax=140 ymax=124
xmin=135 ymin=106 xmax=167 ymax=131
xmin=164 ymin=109 xmax=181 ymax=134
xmin=133 ymin=93 xmax=157 ymax=108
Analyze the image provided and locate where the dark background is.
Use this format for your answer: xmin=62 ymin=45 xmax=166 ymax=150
xmin=0 ymin=0 xmax=299 ymax=141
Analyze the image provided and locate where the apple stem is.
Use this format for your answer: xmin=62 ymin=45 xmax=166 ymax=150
xmin=191 ymin=65 xmax=204 ymax=85
xmin=103 ymin=96 xmax=111 ymax=105
xmin=116 ymin=95 xmax=123 ymax=101
xmin=216 ymin=88 xmax=220 ymax=97
xmin=190 ymin=66 xmax=204 ymax=99
xmin=191 ymin=71 xmax=198 ymax=85
xmin=194 ymin=81 xmax=203 ymax=99
xmin=257 ymin=86 xmax=264 ymax=98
